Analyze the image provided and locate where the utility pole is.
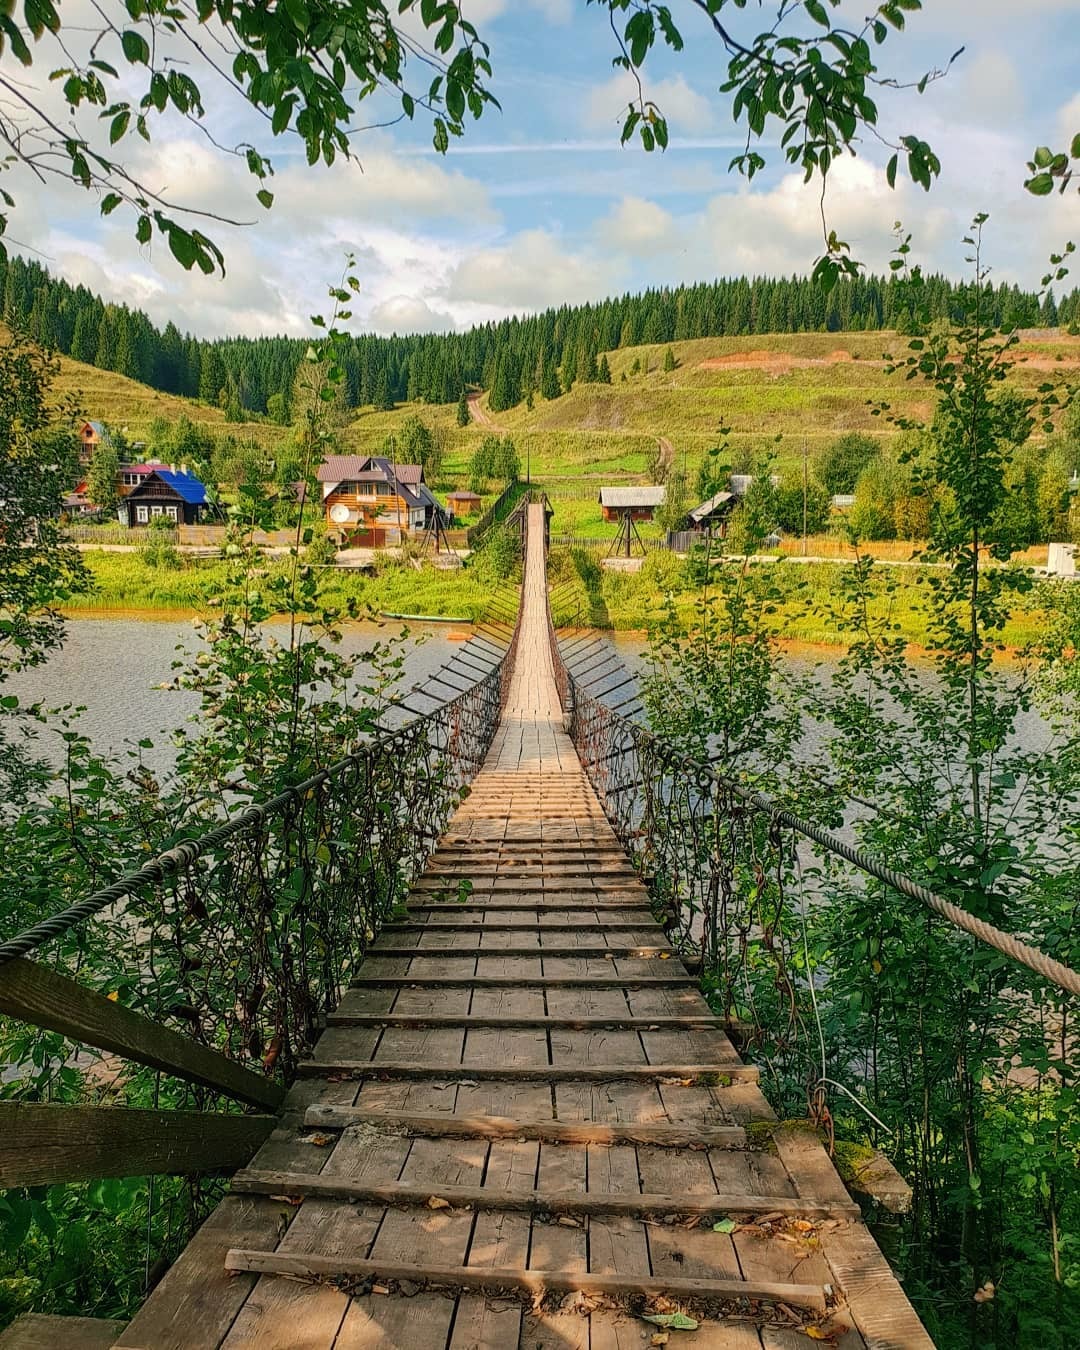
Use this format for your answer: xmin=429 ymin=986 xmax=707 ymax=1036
xmin=802 ymin=439 xmax=809 ymax=557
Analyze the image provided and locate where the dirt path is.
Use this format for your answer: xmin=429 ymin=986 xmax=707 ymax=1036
xmin=467 ymin=391 xmax=506 ymax=433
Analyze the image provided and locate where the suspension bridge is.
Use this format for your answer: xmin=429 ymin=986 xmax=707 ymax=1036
xmin=4 ymin=501 xmax=1075 ymax=1348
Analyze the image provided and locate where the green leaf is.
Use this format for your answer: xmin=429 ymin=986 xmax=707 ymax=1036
xmin=100 ymin=192 xmax=123 ymax=215
xmin=135 ymin=213 xmax=151 ymax=244
xmin=433 ymin=117 xmax=449 ymax=154
xmin=805 ymin=0 xmax=830 ymax=27
xmin=257 ymin=188 xmax=274 ymax=209
xmin=1026 ymin=172 xmax=1055 ymax=197
xmin=642 ymin=1312 xmax=699 ymax=1331
xmin=712 ymin=1217 xmax=736 ymax=1233
xmin=886 ymin=153 xmax=897 ymax=189
xmin=121 ymin=29 xmax=150 ymax=64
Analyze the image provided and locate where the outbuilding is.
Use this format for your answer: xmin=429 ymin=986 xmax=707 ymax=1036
xmin=447 ymin=489 xmax=483 ymax=519
xmin=597 ymin=485 xmax=665 ymax=523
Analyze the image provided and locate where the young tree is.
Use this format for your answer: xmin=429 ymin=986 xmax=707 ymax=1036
xmin=86 ymin=434 xmax=121 ymax=516
xmin=663 ymin=346 xmax=677 ymax=373
xmin=456 ymin=389 xmax=470 ymax=427
xmin=597 ymin=354 xmax=612 ymax=384
xmin=817 ymin=431 xmax=879 ymax=495
xmin=657 ymin=467 xmax=689 ymax=533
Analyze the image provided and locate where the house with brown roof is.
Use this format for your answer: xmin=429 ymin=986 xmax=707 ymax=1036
xmin=597 ymin=485 xmax=665 ymax=523
xmin=316 ymin=455 xmax=443 ymax=545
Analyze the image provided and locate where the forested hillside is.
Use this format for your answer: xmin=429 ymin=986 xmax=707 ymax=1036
xmin=6 ymin=251 xmax=1077 ymax=420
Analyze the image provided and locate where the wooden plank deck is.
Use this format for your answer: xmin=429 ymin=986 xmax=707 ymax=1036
xmin=115 ymin=504 xmax=934 ymax=1349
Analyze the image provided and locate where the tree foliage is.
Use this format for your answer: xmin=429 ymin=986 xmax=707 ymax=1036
xmin=817 ymin=431 xmax=880 ymax=495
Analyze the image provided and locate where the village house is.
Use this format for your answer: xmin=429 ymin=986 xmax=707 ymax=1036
xmin=597 ymin=485 xmax=665 ymax=523
xmin=77 ymin=419 xmax=110 ymax=466
xmin=122 ymin=467 xmax=208 ymax=526
xmin=316 ymin=455 xmax=443 ymax=545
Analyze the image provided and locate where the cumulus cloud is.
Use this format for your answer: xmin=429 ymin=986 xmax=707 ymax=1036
xmin=599 ymin=196 xmax=679 ymax=255
xmin=443 ymin=228 xmax=617 ymax=310
xmin=369 ymin=295 xmax=457 ymax=334
xmin=586 ymin=72 xmax=715 ymax=134
xmin=703 ymin=157 xmax=953 ymax=276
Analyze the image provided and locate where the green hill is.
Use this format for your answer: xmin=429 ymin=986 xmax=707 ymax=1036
xmin=55 ymin=326 xmax=1080 ymax=542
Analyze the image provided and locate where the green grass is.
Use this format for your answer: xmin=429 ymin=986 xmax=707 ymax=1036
xmin=73 ymin=551 xmax=500 ymax=620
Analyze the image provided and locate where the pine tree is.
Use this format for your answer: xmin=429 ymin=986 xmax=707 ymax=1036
xmin=597 ymin=354 xmax=612 ymax=384
xmin=663 ymin=346 xmax=677 ymax=373
xmin=373 ymin=366 xmax=394 ymax=412
xmin=540 ymin=359 xmax=561 ymax=401
xmin=70 ymin=308 xmax=97 ymax=364
xmin=456 ymin=389 xmax=470 ymax=427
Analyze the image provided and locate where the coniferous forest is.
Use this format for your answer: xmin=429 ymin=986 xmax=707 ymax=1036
xmin=5 ymin=251 xmax=1077 ymax=418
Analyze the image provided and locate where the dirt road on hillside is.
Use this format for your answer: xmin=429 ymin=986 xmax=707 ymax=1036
xmin=467 ymin=391 xmax=506 ymax=433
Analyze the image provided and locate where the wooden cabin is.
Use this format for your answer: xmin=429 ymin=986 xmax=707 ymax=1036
xmin=78 ymin=420 xmax=110 ymax=466
xmin=598 ymin=485 xmax=665 ymax=523
xmin=316 ymin=455 xmax=442 ymax=545
xmin=123 ymin=468 xmax=207 ymax=526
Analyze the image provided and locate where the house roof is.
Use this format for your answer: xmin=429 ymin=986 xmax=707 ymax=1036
xmin=688 ymin=491 xmax=734 ymax=524
xmin=598 ymin=485 xmax=665 ymax=509
xmin=448 ymin=489 xmax=482 ymax=501
xmin=316 ymin=454 xmax=433 ymax=510
xmin=119 ymin=462 xmax=166 ymax=476
xmin=82 ymin=420 xmax=109 ymax=439
xmin=127 ymin=469 xmax=207 ymax=505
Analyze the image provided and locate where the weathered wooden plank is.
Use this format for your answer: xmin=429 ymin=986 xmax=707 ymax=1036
xmin=297 ymin=1060 xmax=759 ymax=1084
xmin=223 ymin=1249 xmax=829 ymax=1314
xmin=403 ymin=901 xmax=654 ymax=912
xmin=327 ymin=1013 xmax=726 ymax=1030
xmin=0 ymin=958 xmax=282 ymax=1112
xmin=0 ymin=1314 xmax=125 ymax=1349
xmin=347 ymin=974 xmax=694 ymax=989
xmin=370 ymin=944 xmax=675 ymax=959
xmin=0 ymin=1104 xmax=275 ymax=1188
xmin=303 ymin=1106 xmax=746 ymax=1148
xmin=230 ymin=1169 xmax=858 ymax=1220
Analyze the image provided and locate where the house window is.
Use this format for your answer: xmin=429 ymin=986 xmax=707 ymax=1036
xmin=122 ymin=473 xmax=142 ymax=487
xmin=136 ymin=505 xmax=149 ymax=523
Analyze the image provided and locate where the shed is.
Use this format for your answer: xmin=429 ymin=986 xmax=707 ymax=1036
xmin=123 ymin=468 xmax=207 ymax=526
xmin=687 ymin=490 xmax=735 ymax=531
xmin=598 ymin=485 xmax=665 ymax=523
xmin=78 ymin=420 xmax=111 ymax=465
xmin=447 ymin=489 xmax=482 ymax=512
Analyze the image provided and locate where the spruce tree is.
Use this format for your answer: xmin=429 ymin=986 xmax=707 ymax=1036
xmin=597 ymin=354 xmax=612 ymax=384
xmin=663 ymin=346 xmax=677 ymax=373
xmin=540 ymin=359 xmax=561 ymax=401
xmin=456 ymin=389 xmax=470 ymax=427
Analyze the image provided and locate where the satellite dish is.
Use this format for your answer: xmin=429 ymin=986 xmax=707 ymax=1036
xmin=330 ymin=503 xmax=352 ymax=525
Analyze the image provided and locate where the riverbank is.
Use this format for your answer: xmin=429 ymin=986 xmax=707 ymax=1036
xmin=69 ymin=548 xmax=1055 ymax=650
xmin=68 ymin=551 xmax=500 ymax=621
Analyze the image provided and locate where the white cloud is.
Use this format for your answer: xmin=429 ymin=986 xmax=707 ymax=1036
xmin=702 ymin=156 xmax=953 ymax=276
xmin=444 ymin=228 xmax=617 ymax=310
xmin=1057 ymin=91 xmax=1080 ymax=143
xmin=586 ymin=72 xmax=715 ymax=134
xmin=369 ymin=295 xmax=457 ymax=334
xmin=600 ymin=196 xmax=679 ymax=254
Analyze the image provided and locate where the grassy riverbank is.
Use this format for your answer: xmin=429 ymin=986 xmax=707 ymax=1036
xmin=71 ymin=548 xmax=1052 ymax=649
xmin=552 ymin=549 xmax=1051 ymax=650
xmin=70 ymin=551 xmax=500 ymax=621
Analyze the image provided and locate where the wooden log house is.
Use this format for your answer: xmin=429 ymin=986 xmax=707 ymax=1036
xmin=316 ymin=455 xmax=443 ymax=546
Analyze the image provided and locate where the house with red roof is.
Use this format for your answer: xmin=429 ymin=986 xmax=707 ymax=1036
xmin=315 ymin=455 xmax=443 ymax=545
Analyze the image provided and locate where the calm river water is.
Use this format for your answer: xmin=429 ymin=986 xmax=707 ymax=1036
xmin=6 ymin=617 xmax=1052 ymax=782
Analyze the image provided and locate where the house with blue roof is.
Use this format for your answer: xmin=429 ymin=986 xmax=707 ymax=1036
xmin=122 ymin=467 xmax=208 ymax=527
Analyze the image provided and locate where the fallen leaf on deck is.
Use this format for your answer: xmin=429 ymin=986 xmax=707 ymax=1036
xmin=270 ymin=1195 xmax=303 ymax=1206
xmin=805 ymin=1328 xmax=828 ymax=1340
xmin=426 ymin=1196 xmax=451 ymax=1210
xmin=301 ymin=1133 xmax=333 ymax=1147
xmin=372 ymin=1284 xmax=390 ymax=1296
xmin=642 ymin=1312 xmax=699 ymax=1331
xmin=659 ymin=1076 xmax=693 ymax=1087
xmin=556 ymin=1215 xmax=581 ymax=1227
xmin=712 ymin=1218 xmax=736 ymax=1233
xmin=650 ymin=1335 xmax=670 ymax=1347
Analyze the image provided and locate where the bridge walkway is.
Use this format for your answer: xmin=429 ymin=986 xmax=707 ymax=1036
xmin=113 ymin=504 xmax=932 ymax=1349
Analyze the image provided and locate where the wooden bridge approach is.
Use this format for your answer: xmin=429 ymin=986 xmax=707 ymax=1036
xmin=12 ymin=504 xmax=932 ymax=1350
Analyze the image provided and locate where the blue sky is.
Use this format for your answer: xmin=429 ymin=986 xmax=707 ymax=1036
xmin=19 ymin=0 xmax=1080 ymax=339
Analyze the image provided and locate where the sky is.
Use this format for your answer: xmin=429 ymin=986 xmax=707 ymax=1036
xmin=16 ymin=0 xmax=1080 ymax=340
